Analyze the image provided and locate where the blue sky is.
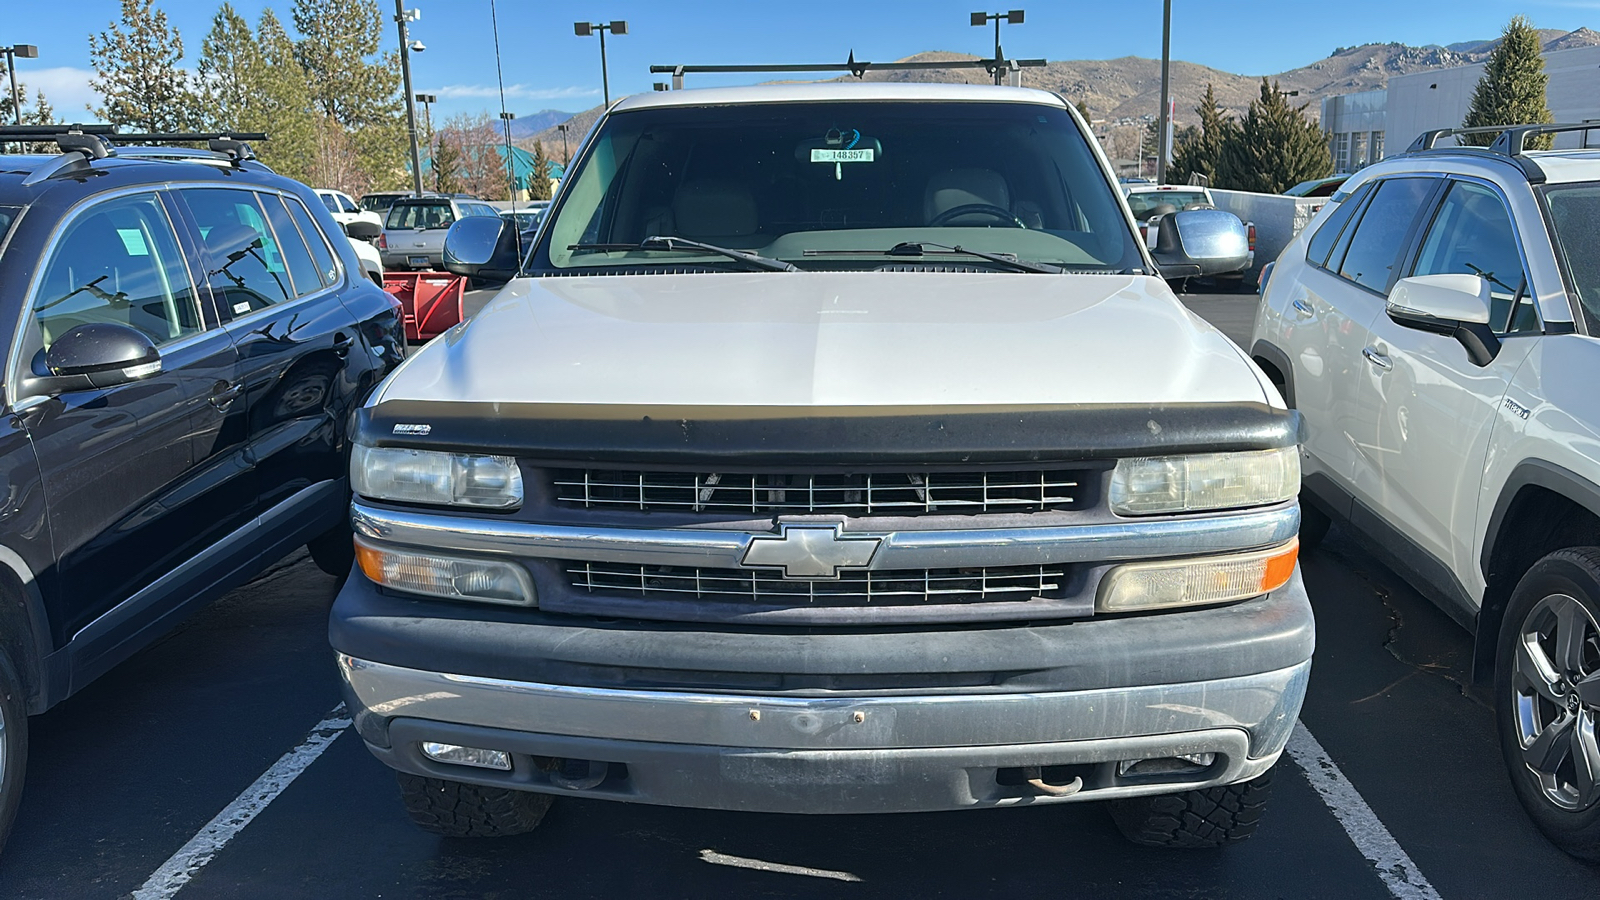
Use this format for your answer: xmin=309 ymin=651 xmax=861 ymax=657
xmin=5 ymin=1 xmax=1598 ymax=121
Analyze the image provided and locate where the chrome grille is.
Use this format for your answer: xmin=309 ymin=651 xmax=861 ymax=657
xmin=566 ymin=562 xmax=1068 ymax=606
xmin=551 ymin=469 xmax=1086 ymax=515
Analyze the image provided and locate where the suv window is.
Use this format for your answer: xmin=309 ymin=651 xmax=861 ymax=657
xmin=183 ymin=188 xmax=295 ymax=314
xmin=33 ymin=193 xmax=202 ymax=348
xmin=282 ymin=195 xmax=341 ymax=287
xmin=1305 ymin=182 xmax=1372 ymax=268
xmin=1336 ymin=177 xmax=1435 ymax=293
xmin=386 ymin=201 xmax=455 ymax=230
xmin=318 ymin=193 xmax=340 ymax=214
xmin=1412 ymin=181 xmax=1536 ymax=334
xmin=1541 ymin=182 xmax=1600 ymax=331
xmin=260 ymin=191 xmax=327 ymax=296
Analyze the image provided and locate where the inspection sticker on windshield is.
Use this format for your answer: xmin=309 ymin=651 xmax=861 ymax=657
xmin=811 ymin=148 xmax=875 ymax=164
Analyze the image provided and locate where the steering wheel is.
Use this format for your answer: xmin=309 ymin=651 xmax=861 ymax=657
xmin=928 ymin=204 xmax=1026 ymax=228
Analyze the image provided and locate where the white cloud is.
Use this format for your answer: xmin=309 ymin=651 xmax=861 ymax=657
xmin=425 ymin=83 xmax=600 ymax=101
xmin=16 ymin=67 xmax=103 ymax=119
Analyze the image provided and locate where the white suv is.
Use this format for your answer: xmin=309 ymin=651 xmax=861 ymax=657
xmin=1250 ymin=124 xmax=1600 ymax=860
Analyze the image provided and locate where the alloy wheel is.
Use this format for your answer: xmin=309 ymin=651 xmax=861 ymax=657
xmin=1511 ymin=593 xmax=1600 ymax=811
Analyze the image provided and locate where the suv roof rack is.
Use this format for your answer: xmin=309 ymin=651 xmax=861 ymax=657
xmin=0 ymin=126 xmax=269 ymax=184
xmin=648 ymin=51 xmax=1046 ymax=90
xmin=1402 ymin=122 xmax=1600 ymax=184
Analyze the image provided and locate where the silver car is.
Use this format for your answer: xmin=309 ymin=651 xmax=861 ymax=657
xmin=381 ymin=197 xmax=499 ymax=270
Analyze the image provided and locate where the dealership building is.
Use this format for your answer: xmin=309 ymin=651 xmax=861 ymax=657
xmin=1321 ymin=43 xmax=1600 ymax=173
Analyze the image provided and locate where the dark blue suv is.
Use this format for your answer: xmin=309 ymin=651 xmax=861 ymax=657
xmin=0 ymin=129 xmax=405 ymax=850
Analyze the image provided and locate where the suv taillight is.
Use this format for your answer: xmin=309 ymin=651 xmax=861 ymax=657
xmin=1247 ymin=224 xmax=1257 ymax=252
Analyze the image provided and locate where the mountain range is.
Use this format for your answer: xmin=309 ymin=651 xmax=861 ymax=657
xmin=516 ymin=28 xmax=1600 ymax=153
xmin=495 ymin=109 xmax=576 ymax=141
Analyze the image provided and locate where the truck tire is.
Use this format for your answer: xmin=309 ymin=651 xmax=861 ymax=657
xmin=0 ymin=649 xmax=28 ymax=854
xmin=396 ymin=772 xmax=553 ymax=838
xmin=1494 ymin=548 xmax=1600 ymax=862
xmin=1107 ymin=770 xmax=1273 ymax=848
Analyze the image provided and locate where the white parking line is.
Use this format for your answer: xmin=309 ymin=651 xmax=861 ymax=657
xmin=131 ymin=704 xmax=352 ymax=900
xmin=1288 ymin=721 xmax=1442 ymax=900
xmin=700 ymin=849 xmax=863 ymax=882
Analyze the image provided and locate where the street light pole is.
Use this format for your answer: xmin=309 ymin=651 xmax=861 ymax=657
xmin=1157 ymin=0 xmax=1172 ymax=184
xmin=575 ymin=21 xmax=627 ymax=108
xmin=2 ymin=44 xmax=40 ymax=126
xmin=415 ymin=92 xmax=437 ymax=140
xmin=557 ymin=122 xmax=570 ymax=165
xmin=970 ymin=11 xmax=1023 ymax=86
xmin=498 ymin=111 xmax=517 ymax=199
xmin=394 ymin=2 xmax=424 ymax=197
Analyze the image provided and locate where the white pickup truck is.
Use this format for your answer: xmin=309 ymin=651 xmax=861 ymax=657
xmin=332 ymin=82 xmax=1309 ymax=849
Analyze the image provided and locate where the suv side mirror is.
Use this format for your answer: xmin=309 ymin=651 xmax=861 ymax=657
xmin=1386 ymin=274 xmax=1500 ymax=367
xmin=345 ymin=220 xmax=381 ymax=240
xmin=25 ymin=323 xmax=162 ymax=396
xmin=443 ymin=216 xmax=520 ymax=284
xmin=1151 ymin=208 xmax=1249 ymax=279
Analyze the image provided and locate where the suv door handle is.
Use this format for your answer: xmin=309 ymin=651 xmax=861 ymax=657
xmin=1292 ymin=297 xmax=1314 ymax=318
xmin=210 ymin=382 xmax=244 ymax=411
xmin=1362 ymin=347 xmax=1393 ymax=371
xmin=332 ymin=331 xmax=355 ymax=358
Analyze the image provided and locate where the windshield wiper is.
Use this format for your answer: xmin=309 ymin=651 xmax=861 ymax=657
xmin=802 ymin=242 xmax=1062 ymax=274
xmin=568 ymin=236 xmax=798 ymax=272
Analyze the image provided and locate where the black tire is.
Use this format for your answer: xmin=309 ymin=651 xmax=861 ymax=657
xmin=1107 ymin=770 xmax=1274 ymax=848
xmin=1494 ymin=548 xmax=1600 ymax=862
xmin=0 ymin=650 xmax=28 ymax=855
xmin=1298 ymin=498 xmax=1332 ymax=553
xmin=396 ymin=772 xmax=553 ymax=838
xmin=307 ymin=523 xmax=355 ymax=583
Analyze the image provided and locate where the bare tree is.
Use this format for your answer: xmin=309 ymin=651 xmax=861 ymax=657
xmin=308 ymin=116 xmax=369 ymax=196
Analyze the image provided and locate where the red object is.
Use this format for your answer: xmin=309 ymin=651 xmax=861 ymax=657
xmin=383 ymin=271 xmax=466 ymax=342
xmin=1247 ymin=223 xmax=1257 ymax=252
xmin=375 ymin=233 xmax=387 ymax=250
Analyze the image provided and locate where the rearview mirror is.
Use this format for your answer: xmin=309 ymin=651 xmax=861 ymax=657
xmin=344 ymin=219 xmax=381 ymax=240
xmin=1386 ymin=274 xmax=1500 ymax=367
xmin=1150 ymin=208 xmax=1249 ymax=279
xmin=442 ymin=215 xmax=520 ymax=284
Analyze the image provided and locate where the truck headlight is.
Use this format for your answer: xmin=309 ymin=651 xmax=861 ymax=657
xmin=1097 ymin=539 xmax=1298 ymax=612
xmin=352 ymin=444 xmax=523 ymax=509
xmin=355 ymin=539 xmax=536 ymax=606
xmin=1109 ymin=448 xmax=1298 ymax=515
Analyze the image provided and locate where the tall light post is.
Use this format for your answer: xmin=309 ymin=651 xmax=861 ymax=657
xmin=969 ymin=10 xmax=1023 ymax=85
xmin=394 ymin=2 xmax=424 ymax=197
xmin=1156 ymin=0 xmax=1172 ymax=184
xmin=415 ymin=92 xmax=437 ymax=139
xmin=574 ymin=21 xmax=627 ymax=108
xmin=2 ymin=43 xmax=39 ymax=126
xmin=556 ymin=122 xmax=571 ymax=165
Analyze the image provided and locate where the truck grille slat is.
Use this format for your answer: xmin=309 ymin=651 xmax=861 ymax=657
xmin=566 ymin=562 xmax=1069 ymax=606
xmin=552 ymin=470 xmax=1085 ymax=515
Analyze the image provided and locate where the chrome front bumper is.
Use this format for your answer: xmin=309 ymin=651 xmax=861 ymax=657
xmin=338 ymin=655 xmax=1310 ymax=814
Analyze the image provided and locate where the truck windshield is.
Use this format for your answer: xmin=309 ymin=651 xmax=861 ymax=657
xmin=1543 ymin=182 xmax=1600 ymax=327
xmin=533 ymin=100 xmax=1140 ymax=273
xmin=1126 ymin=191 xmax=1210 ymax=220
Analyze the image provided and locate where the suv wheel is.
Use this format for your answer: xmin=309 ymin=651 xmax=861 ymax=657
xmin=396 ymin=772 xmax=553 ymax=837
xmin=1107 ymin=770 xmax=1273 ymax=848
xmin=1495 ymin=548 xmax=1600 ymax=861
xmin=0 ymin=650 xmax=28 ymax=852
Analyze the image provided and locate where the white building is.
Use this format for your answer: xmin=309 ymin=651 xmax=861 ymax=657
xmin=1322 ymin=43 xmax=1600 ymax=174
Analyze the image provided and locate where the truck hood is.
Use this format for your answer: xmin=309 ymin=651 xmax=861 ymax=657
xmin=377 ymin=271 xmax=1267 ymax=408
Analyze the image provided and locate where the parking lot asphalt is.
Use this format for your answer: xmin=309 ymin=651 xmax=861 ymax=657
xmin=2 ymin=291 xmax=1598 ymax=899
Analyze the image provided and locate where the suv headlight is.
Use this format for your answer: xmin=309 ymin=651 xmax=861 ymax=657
xmin=1109 ymin=448 xmax=1299 ymax=515
xmin=351 ymin=444 xmax=524 ymax=509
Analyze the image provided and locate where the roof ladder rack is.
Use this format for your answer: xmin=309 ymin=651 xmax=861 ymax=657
xmin=649 ymin=51 xmax=1046 ymax=90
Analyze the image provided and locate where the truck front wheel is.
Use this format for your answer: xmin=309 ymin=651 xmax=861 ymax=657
xmin=1107 ymin=769 xmax=1274 ymax=848
xmin=396 ymin=772 xmax=553 ymax=838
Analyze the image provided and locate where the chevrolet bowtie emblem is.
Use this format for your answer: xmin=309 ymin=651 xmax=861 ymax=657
xmin=740 ymin=525 xmax=882 ymax=579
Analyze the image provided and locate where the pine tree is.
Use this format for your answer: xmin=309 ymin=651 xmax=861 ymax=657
xmin=528 ymin=141 xmax=553 ymax=201
xmin=1216 ymin=78 xmax=1333 ymax=194
xmin=88 ymin=0 xmax=200 ymax=131
xmin=1075 ymin=99 xmax=1091 ymax=122
xmin=250 ymin=10 xmax=320 ymax=183
xmin=292 ymin=0 xmax=405 ymax=188
xmin=196 ymin=4 xmax=258 ymax=130
xmin=1170 ymin=83 xmax=1236 ymax=186
xmin=1462 ymin=16 xmax=1554 ymax=149
xmin=432 ymin=134 xmax=463 ymax=194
